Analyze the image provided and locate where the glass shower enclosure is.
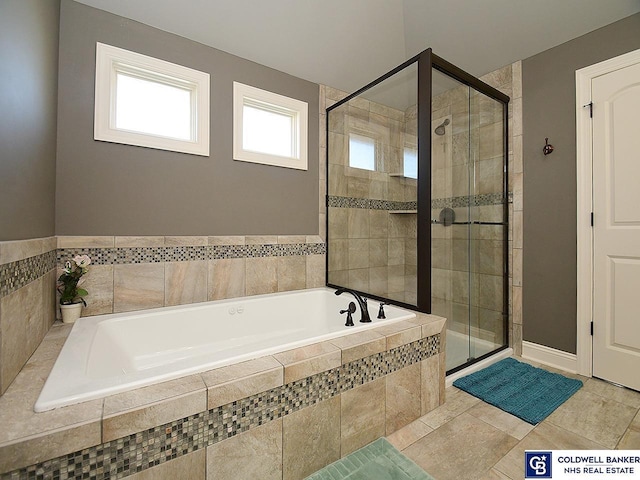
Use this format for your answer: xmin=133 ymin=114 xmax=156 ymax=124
xmin=326 ymin=49 xmax=509 ymax=373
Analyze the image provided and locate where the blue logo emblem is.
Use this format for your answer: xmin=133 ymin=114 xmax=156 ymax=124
xmin=525 ymin=452 xmax=552 ymax=478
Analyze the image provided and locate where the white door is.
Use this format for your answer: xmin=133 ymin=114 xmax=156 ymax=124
xmin=592 ymin=60 xmax=640 ymax=391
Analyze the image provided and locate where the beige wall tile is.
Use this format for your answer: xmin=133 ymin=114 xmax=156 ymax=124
xmin=306 ymin=254 xmax=325 ymax=289
xmin=0 ymin=238 xmax=43 ymax=264
xmin=274 ymin=342 xmax=341 ymax=384
xmin=277 ymin=256 xmax=306 ymax=292
xmin=340 ymin=378 xmax=386 ymax=455
xmin=201 ymin=356 xmax=283 ymax=409
xmin=283 ymin=396 xmax=340 ymax=480
xmin=115 ymin=236 xmax=164 ymax=247
xmin=57 ymin=236 xmax=114 ymax=248
xmin=207 ymin=420 xmax=282 ymax=480
xmin=129 ymin=450 xmax=205 ymax=480
xmin=421 ymin=355 xmax=440 ymax=415
xmin=208 ymin=236 xmax=245 ymax=246
xmin=246 ymin=236 xmax=278 ymax=245
xmin=80 ymin=264 xmax=113 ymax=317
xmin=245 ymin=257 xmax=278 ymax=296
xmin=165 ymin=261 xmax=207 ymax=306
xmin=386 ymin=363 xmax=421 ymax=434
xmin=164 ymin=236 xmax=208 ymax=246
xmin=278 ymin=235 xmax=307 ymax=244
xmin=113 ymin=264 xmax=164 ymax=313
xmin=208 ymin=258 xmax=245 ymax=300
xmin=0 ymin=278 xmax=44 ymax=393
xmin=42 ymin=269 xmax=56 ymax=329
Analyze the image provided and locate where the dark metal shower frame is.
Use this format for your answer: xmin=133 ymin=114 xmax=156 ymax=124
xmin=325 ymin=48 xmax=510 ymax=358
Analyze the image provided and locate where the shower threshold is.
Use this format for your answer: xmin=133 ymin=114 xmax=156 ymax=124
xmin=445 ymin=345 xmax=513 ymax=388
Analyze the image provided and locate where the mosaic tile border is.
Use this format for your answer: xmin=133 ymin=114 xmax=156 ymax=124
xmin=0 ymin=250 xmax=56 ymax=298
xmin=57 ymin=242 xmax=327 ymax=267
xmin=328 ymin=192 xmax=511 ymax=211
xmin=2 ymin=334 xmax=440 ymax=480
xmin=0 ymin=243 xmax=326 ymax=298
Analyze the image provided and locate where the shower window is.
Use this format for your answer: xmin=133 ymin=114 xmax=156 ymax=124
xmin=348 ymin=133 xmax=376 ymax=171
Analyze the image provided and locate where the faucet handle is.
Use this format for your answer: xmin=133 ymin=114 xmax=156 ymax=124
xmin=377 ymin=302 xmax=387 ymax=319
xmin=340 ymin=302 xmax=356 ymax=327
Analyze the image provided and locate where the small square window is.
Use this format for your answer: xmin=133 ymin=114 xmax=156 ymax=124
xmin=94 ymin=43 xmax=210 ymax=156
xmin=233 ymin=82 xmax=308 ymax=170
xmin=403 ymin=146 xmax=418 ymax=179
xmin=349 ymin=133 xmax=376 ymax=171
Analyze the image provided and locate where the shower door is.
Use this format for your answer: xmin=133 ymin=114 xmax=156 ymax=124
xmin=430 ymin=66 xmax=509 ymax=372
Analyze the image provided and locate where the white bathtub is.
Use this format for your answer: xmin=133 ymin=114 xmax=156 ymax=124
xmin=35 ymin=288 xmax=415 ymax=412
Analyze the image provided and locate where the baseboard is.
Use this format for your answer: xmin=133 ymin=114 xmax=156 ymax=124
xmin=521 ymin=341 xmax=578 ymax=374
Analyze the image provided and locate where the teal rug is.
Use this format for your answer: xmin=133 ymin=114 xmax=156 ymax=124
xmin=305 ymin=438 xmax=434 ymax=480
xmin=453 ymin=357 xmax=583 ymax=425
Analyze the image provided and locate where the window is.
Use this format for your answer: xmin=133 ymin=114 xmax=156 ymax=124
xmin=94 ymin=43 xmax=210 ymax=156
xmin=233 ymin=82 xmax=308 ymax=170
xmin=403 ymin=146 xmax=418 ymax=179
xmin=348 ymin=133 xmax=376 ymax=171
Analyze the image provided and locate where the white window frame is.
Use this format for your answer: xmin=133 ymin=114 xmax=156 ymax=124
xmin=348 ymin=132 xmax=377 ymax=172
xmin=233 ymin=82 xmax=308 ymax=170
xmin=94 ymin=42 xmax=210 ymax=156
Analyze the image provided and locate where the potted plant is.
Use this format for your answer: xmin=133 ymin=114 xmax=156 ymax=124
xmin=58 ymin=255 xmax=91 ymax=324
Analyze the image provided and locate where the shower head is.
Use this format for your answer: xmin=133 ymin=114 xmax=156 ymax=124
xmin=434 ymin=118 xmax=450 ymax=136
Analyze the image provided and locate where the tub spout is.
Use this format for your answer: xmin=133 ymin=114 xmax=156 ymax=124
xmin=334 ymin=288 xmax=371 ymax=323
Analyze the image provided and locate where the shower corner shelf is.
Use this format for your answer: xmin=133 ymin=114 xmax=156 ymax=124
xmin=389 ymin=210 xmax=417 ymax=214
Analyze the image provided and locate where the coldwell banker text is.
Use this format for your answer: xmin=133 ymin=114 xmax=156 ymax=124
xmin=558 ymin=456 xmax=638 ymax=475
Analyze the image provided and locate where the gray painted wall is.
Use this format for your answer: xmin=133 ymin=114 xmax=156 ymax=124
xmin=522 ymin=13 xmax=640 ymax=354
xmin=56 ymin=0 xmax=319 ymax=236
xmin=0 ymin=0 xmax=60 ymax=241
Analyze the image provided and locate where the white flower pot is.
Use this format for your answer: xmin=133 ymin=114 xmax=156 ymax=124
xmin=60 ymin=303 xmax=83 ymax=324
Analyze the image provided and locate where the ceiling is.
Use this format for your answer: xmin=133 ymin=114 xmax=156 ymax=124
xmin=74 ymin=0 xmax=640 ymax=94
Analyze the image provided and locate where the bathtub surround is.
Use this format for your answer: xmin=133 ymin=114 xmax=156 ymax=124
xmin=0 ymin=238 xmax=57 ymax=395
xmin=56 ymin=235 xmax=325 ymax=317
xmin=0 ymin=314 xmax=446 ymax=479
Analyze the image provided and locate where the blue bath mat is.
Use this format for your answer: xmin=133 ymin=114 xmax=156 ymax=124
xmin=453 ymin=357 xmax=583 ymax=425
xmin=305 ymin=438 xmax=435 ymax=480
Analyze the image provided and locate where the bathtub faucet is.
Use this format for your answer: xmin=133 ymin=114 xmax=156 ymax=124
xmin=334 ymin=288 xmax=371 ymax=323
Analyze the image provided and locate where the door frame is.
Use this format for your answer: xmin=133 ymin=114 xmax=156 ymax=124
xmin=575 ymin=48 xmax=640 ymax=378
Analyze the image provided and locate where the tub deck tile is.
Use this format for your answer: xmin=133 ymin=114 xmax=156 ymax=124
xmin=201 ymin=356 xmax=284 ymax=410
xmin=408 ymin=313 xmax=447 ymax=338
xmin=329 ymin=329 xmax=386 ymax=364
xmin=0 ymin=324 xmax=103 ymax=473
xmin=102 ymin=374 xmax=208 ymax=442
xmin=373 ymin=320 xmax=422 ymax=350
xmin=274 ymin=342 xmax=342 ymax=384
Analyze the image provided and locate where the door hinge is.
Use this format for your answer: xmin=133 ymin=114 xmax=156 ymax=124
xmin=584 ymin=101 xmax=593 ymax=118
xmin=590 ymin=321 xmax=594 ymax=336
xmin=590 ymin=212 xmax=594 ymax=227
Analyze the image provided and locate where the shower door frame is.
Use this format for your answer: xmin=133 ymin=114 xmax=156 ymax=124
xmin=325 ymin=48 xmax=511 ymax=366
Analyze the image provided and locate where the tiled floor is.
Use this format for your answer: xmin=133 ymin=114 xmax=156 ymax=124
xmin=387 ymin=357 xmax=640 ymax=480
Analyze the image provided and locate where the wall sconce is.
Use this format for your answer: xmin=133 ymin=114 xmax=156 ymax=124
xmin=543 ymin=137 xmax=554 ymax=156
